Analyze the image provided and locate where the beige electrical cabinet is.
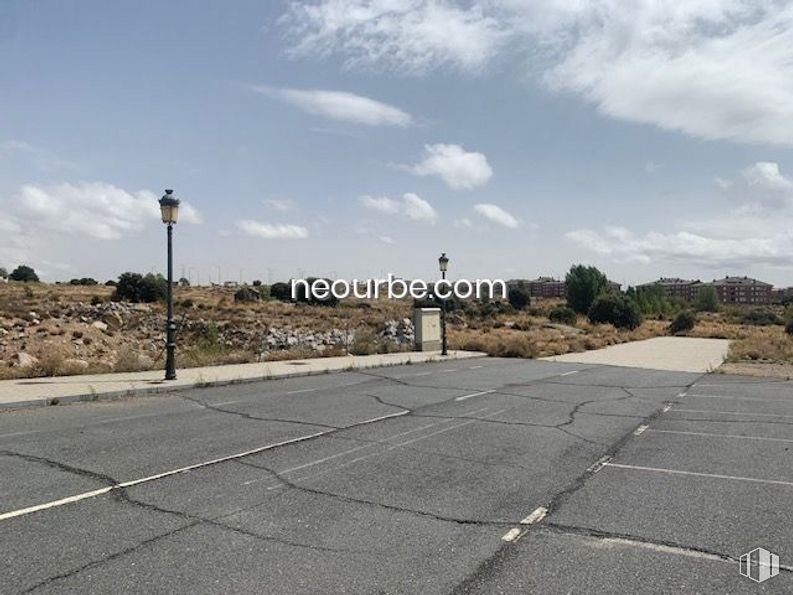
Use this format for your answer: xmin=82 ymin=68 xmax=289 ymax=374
xmin=413 ymin=307 xmax=441 ymax=351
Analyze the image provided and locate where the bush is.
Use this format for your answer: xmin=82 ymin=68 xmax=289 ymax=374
xmin=549 ymin=306 xmax=577 ymax=325
xmin=9 ymin=265 xmax=39 ymax=282
xmin=112 ymin=272 xmax=167 ymax=303
xmin=269 ymin=282 xmax=292 ymax=302
xmin=566 ymin=265 xmax=609 ymax=314
xmin=234 ymin=287 xmax=261 ymax=303
xmin=669 ymin=310 xmax=697 ymax=334
xmin=507 ymin=286 xmax=531 ymax=310
xmin=786 ymin=318 xmax=793 ymax=336
xmin=70 ymin=278 xmax=98 ymax=286
xmin=694 ymin=286 xmax=720 ymax=312
xmin=588 ymin=293 xmax=643 ymax=329
xmin=741 ymin=309 xmax=780 ymax=326
xmin=292 ymin=278 xmax=339 ymax=307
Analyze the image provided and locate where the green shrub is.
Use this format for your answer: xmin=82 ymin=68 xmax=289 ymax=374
xmin=786 ymin=318 xmax=793 ymax=336
xmin=269 ymin=282 xmax=292 ymax=302
xmin=566 ymin=265 xmax=609 ymax=314
xmin=507 ymin=286 xmax=531 ymax=310
xmin=669 ymin=310 xmax=697 ymax=334
xmin=9 ymin=265 xmax=39 ymax=282
xmin=588 ymin=293 xmax=643 ymax=330
xmin=112 ymin=272 xmax=167 ymax=303
xmin=741 ymin=309 xmax=780 ymax=326
xmin=549 ymin=306 xmax=577 ymax=325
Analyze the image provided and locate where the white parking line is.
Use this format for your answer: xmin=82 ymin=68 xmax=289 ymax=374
xmin=559 ymin=370 xmax=579 ymax=377
xmin=469 ymin=365 xmax=483 ymax=370
xmin=413 ymin=372 xmax=433 ymax=377
xmin=0 ymin=410 xmax=411 ymax=523
xmin=270 ymin=409 xmax=509 ymax=490
xmin=662 ymin=404 xmax=673 ymax=412
xmin=520 ymin=506 xmax=548 ymax=525
xmin=285 ymin=388 xmax=319 ymax=395
xmin=455 ymin=389 xmax=496 ymax=402
xmin=687 ymin=394 xmax=793 ymax=403
xmin=633 ymin=425 xmax=649 ymax=436
xmin=502 ymin=528 xmax=522 ymax=542
xmin=586 ymin=455 xmax=612 ymax=474
xmin=671 ymin=408 xmax=793 ymax=420
xmin=647 ymin=428 xmax=793 ymax=444
xmin=443 ymin=369 xmax=458 ymax=373
xmin=604 ymin=463 xmax=793 ymax=488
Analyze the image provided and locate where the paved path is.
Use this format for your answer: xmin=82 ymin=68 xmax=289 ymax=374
xmin=0 ymin=350 xmax=484 ymax=409
xmin=542 ymin=336 xmax=730 ymax=373
xmin=2 ymin=357 xmax=790 ymax=593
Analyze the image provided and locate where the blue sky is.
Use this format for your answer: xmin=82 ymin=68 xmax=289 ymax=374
xmin=2 ymin=0 xmax=793 ymax=286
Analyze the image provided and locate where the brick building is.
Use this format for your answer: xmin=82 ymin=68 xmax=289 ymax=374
xmin=638 ymin=276 xmax=774 ymax=304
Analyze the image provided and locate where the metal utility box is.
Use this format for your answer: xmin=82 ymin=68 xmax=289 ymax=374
xmin=413 ymin=308 xmax=441 ymax=351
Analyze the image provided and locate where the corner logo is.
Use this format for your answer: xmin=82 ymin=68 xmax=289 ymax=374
xmin=739 ymin=548 xmax=779 ymax=583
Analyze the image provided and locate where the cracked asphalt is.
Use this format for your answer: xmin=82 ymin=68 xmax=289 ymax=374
xmin=1 ymin=358 xmax=792 ymax=593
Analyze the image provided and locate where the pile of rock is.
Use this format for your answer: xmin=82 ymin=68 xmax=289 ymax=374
xmin=380 ymin=318 xmax=415 ymax=345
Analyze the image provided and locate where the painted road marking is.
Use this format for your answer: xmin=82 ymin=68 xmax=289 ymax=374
xmin=270 ymin=409 xmax=509 ymax=490
xmin=520 ymin=506 xmax=548 ymax=525
xmin=687 ymin=394 xmax=793 ymax=403
xmin=671 ymin=408 xmax=793 ymax=420
xmin=0 ymin=410 xmax=411 ymax=523
xmin=633 ymin=425 xmax=649 ymax=436
xmin=586 ymin=455 xmax=612 ymax=474
xmin=455 ymin=389 xmax=496 ymax=402
xmin=443 ymin=369 xmax=458 ymax=373
xmin=677 ymin=392 xmax=687 ymax=398
xmin=248 ymin=406 xmax=493 ymax=484
xmin=469 ymin=365 xmax=483 ymax=370
xmin=502 ymin=528 xmax=522 ymax=542
xmin=285 ymin=388 xmax=319 ymax=395
xmin=604 ymin=463 xmax=793 ymax=488
xmin=647 ymin=428 xmax=793 ymax=444
xmin=413 ymin=372 xmax=433 ymax=377
xmin=559 ymin=370 xmax=579 ymax=377
xmin=662 ymin=403 xmax=673 ymax=412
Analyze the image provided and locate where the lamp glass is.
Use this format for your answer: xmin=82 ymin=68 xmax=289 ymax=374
xmin=160 ymin=204 xmax=179 ymax=224
xmin=438 ymin=253 xmax=449 ymax=273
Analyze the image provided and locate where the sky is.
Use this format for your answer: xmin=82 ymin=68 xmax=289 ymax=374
xmin=2 ymin=0 xmax=793 ymax=287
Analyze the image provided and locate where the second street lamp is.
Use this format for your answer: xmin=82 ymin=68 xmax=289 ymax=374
xmin=438 ymin=252 xmax=449 ymax=356
xmin=159 ymin=189 xmax=180 ymax=381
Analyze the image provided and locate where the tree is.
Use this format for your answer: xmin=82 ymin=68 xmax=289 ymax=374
xmin=549 ymin=306 xmax=577 ymax=325
xmin=668 ymin=310 xmax=697 ymax=335
xmin=588 ymin=293 xmax=643 ymax=329
xmin=566 ymin=265 xmax=609 ymax=314
xmin=113 ymin=272 xmax=167 ymax=303
xmin=786 ymin=318 xmax=793 ymax=337
xmin=694 ymin=286 xmax=720 ymax=312
xmin=507 ymin=285 xmax=531 ymax=310
xmin=269 ymin=282 xmax=292 ymax=302
xmin=9 ymin=265 xmax=39 ymax=283
xmin=0 ymin=267 xmax=7 ymax=278
xmin=178 ymin=277 xmax=190 ymax=287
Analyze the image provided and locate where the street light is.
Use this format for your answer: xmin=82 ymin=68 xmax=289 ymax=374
xmin=159 ymin=189 xmax=180 ymax=380
xmin=438 ymin=252 xmax=449 ymax=356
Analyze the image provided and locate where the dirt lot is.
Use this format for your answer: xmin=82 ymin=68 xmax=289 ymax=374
xmin=1 ymin=282 xmax=791 ymax=379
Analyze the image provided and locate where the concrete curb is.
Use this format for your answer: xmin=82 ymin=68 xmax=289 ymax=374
xmin=0 ymin=352 xmax=488 ymax=411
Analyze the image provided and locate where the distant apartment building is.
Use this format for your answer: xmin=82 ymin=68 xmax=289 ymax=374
xmin=526 ymin=277 xmax=566 ymax=298
xmin=639 ymin=276 xmax=774 ymax=304
xmin=710 ymin=276 xmax=773 ymax=304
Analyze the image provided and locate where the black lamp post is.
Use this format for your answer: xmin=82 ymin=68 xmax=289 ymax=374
xmin=159 ymin=189 xmax=180 ymax=380
xmin=438 ymin=252 xmax=449 ymax=356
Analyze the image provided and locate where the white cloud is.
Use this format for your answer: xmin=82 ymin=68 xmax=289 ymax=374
xmin=3 ymin=182 xmax=202 ymax=241
xmin=473 ymin=203 xmax=519 ymax=228
xmin=250 ymin=85 xmax=412 ymax=127
xmin=264 ymin=198 xmax=295 ymax=212
xmin=281 ymin=1 xmax=793 ymax=146
xmin=453 ymin=217 xmax=472 ymax=228
xmin=359 ymin=192 xmax=437 ymax=223
xmin=378 ymin=235 xmax=395 ymax=244
xmin=0 ymin=139 xmax=77 ymax=172
xmin=280 ymin=0 xmax=506 ymax=75
xmin=360 ymin=195 xmax=401 ymax=214
xmin=566 ymin=161 xmax=793 ymax=267
xmin=402 ymin=192 xmax=438 ymax=222
xmin=404 ymin=143 xmax=492 ymax=190
xmin=236 ymin=220 xmax=309 ymax=239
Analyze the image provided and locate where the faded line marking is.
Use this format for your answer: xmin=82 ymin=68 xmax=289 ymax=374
xmin=677 ymin=392 xmax=687 ymax=398
xmin=502 ymin=528 xmax=521 ymax=542
xmin=586 ymin=455 xmax=612 ymax=474
xmin=469 ymin=365 xmax=483 ymax=370
xmin=604 ymin=463 xmax=793 ymax=488
xmin=455 ymin=389 xmax=496 ymax=402
xmin=647 ymin=428 xmax=793 ymax=444
xmin=285 ymin=388 xmax=319 ymax=395
xmin=443 ymin=369 xmax=459 ymax=373
xmin=0 ymin=411 xmax=411 ymax=523
xmin=687 ymin=394 xmax=793 ymax=403
xmin=521 ymin=506 xmax=548 ymax=525
xmin=662 ymin=403 xmax=673 ymax=413
xmin=672 ymin=408 xmax=793 ymax=420
xmin=633 ymin=425 xmax=649 ymax=436
xmin=559 ymin=370 xmax=579 ymax=377
xmin=413 ymin=372 xmax=433 ymax=377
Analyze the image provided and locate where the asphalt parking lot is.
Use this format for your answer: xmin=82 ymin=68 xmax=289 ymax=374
xmin=1 ymin=358 xmax=791 ymax=593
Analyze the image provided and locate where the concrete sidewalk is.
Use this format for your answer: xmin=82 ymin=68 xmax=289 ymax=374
xmin=0 ymin=350 xmax=486 ymax=410
xmin=541 ymin=336 xmax=730 ymax=373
